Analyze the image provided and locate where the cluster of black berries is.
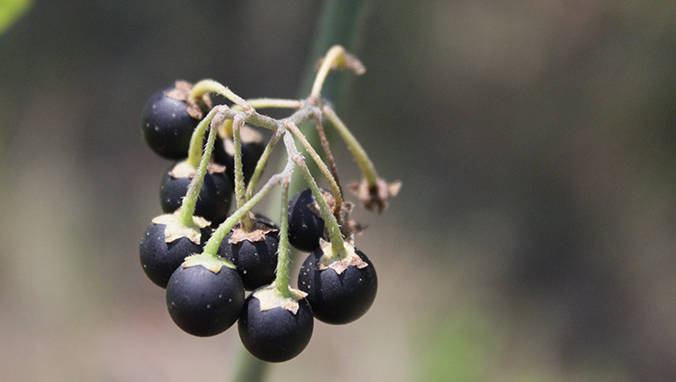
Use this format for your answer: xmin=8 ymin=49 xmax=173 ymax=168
xmin=138 ymin=79 xmax=382 ymax=363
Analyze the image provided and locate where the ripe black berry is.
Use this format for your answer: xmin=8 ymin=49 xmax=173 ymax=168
xmin=166 ymin=260 xmax=244 ymax=336
xmin=288 ymin=188 xmax=334 ymax=252
xmin=139 ymin=214 xmax=212 ymax=288
xmin=218 ymin=216 xmax=279 ymax=290
xmin=298 ymin=245 xmax=377 ymax=324
xmin=213 ymin=126 xmax=265 ymax=182
xmin=160 ymin=161 xmax=233 ymax=224
xmin=141 ymin=85 xmax=201 ymax=160
xmin=238 ymin=288 xmax=314 ymax=362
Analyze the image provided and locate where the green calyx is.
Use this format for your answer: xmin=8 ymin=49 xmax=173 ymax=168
xmin=182 ymin=253 xmax=235 ymax=273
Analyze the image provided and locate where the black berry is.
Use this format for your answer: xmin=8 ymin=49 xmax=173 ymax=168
xmin=218 ymin=216 xmax=279 ymax=290
xmin=238 ymin=291 xmax=314 ymax=362
xmin=139 ymin=216 xmax=212 ymax=288
xmin=298 ymin=247 xmax=377 ymax=324
xmin=160 ymin=162 xmax=233 ymax=224
xmin=141 ymin=86 xmax=199 ymax=160
xmin=287 ymin=188 xmax=332 ymax=252
xmin=166 ymin=263 xmax=244 ymax=336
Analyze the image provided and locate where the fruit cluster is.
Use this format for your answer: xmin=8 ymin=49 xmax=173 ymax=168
xmin=138 ymin=46 xmax=400 ymax=362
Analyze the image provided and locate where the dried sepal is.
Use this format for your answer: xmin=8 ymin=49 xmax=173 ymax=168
xmin=164 ymin=80 xmax=212 ymax=120
xmin=228 ymin=222 xmax=278 ymax=244
xmin=182 ymin=253 xmax=235 ymax=273
xmin=253 ymin=284 xmax=308 ymax=314
xmin=152 ymin=213 xmax=210 ymax=244
xmin=317 ymin=240 xmax=368 ymax=275
xmin=348 ymin=177 xmax=402 ymax=214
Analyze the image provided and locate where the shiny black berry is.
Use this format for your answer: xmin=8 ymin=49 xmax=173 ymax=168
xmin=287 ymin=188 xmax=329 ymax=252
xmin=139 ymin=217 xmax=211 ymax=288
xmin=141 ymin=86 xmax=199 ymax=160
xmin=238 ymin=291 xmax=314 ymax=362
xmin=213 ymin=129 xmax=265 ymax=183
xmin=166 ymin=263 xmax=244 ymax=336
xmin=298 ymin=247 xmax=377 ymax=324
xmin=160 ymin=162 xmax=233 ymax=224
xmin=218 ymin=216 xmax=279 ymax=290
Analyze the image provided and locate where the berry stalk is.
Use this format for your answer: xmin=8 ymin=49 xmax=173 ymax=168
xmin=322 ymin=105 xmax=378 ymax=186
xmin=189 ymin=79 xmax=252 ymax=112
xmin=231 ymin=116 xmax=253 ymax=231
xmin=246 ymin=130 xmax=282 ymax=201
xmin=285 ymin=121 xmax=343 ymax=216
xmin=186 ymin=107 xmax=221 ymax=169
xmin=283 ymin=132 xmax=346 ymax=258
xmin=177 ymin=117 xmax=219 ymax=227
xmin=273 ymin=183 xmax=292 ymax=297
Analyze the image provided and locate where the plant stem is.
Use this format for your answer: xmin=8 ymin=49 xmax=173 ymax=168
xmin=286 ymin=133 xmax=345 ymax=256
xmin=323 ymin=105 xmax=378 ymax=185
xmin=186 ymin=108 xmax=220 ymax=168
xmin=285 ymin=121 xmax=342 ymax=215
xmin=190 ymin=79 xmax=252 ymax=111
xmin=177 ymin=120 xmax=219 ymax=227
xmin=310 ymin=45 xmax=345 ymax=98
xmin=246 ymin=130 xmax=282 ymax=201
xmin=201 ymin=174 xmax=284 ymax=256
xmin=247 ymin=98 xmax=302 ymax=109
xmin=314 ymin=113 xmax=342 ymax=193
xmin=273 ymin=184 xmax=291 ymax=296
xmin=231 ymin=116 xmax=253 ymax=231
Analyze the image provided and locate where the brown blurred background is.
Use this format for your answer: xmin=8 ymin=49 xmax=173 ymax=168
xmin=0 ymin=1 xmax=675 ymax=381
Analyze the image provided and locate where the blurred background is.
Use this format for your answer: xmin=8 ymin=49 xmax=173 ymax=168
xmin=1 ymin=0 xmax=675 ymax=381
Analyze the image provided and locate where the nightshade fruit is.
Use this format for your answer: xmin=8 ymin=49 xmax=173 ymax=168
xmin=141 ymin=83 xmax=202 ymax=160
xmin=213 ymin=126 xmax=265 ymax=183
xmin=218 ymin=216 xmax=280 ymax=290
xmin=139 ymin=214 xmax=212 ymax=288
xmin=238 ymin=287 xmax=314 ymax=362
xmin=298 ymin=242 xmax=377 ymax=324
xmin=160 ymin=161 xmax=233 ymax=225
xmin=288 ymin=188 xmax=334 ymax=252
xmin=166 ymin=257 xmax=244 ymax=337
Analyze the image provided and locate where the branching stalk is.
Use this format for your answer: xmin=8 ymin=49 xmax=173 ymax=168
xmin=323 ymin=105 xmax=378 ymax=185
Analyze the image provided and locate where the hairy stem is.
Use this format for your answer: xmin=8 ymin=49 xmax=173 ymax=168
xmin=323 ymin=105 xmax=378 ymax=185
xmin=178 ymin=121 xmax=218 ymax=227
xmin=246 ymin=130 xmax=282 ymax=201
xmin=186 ymin=108 xmax=221 ymax=168
xmin=274 ymin=184 xmax=291 ymax=296
xmin=310 ymin=45 xmax=346 ymax=98
xmin=285 ymin=121 xmax=342 ymax=215
xmin=190 ymin=79 xmax=252 ymax=111
xmin=314 ymin=113 xmax=342 ymax=194
xmin=201 ymin=173 xmax=287 ymax=256
xmin=232 ymin=116 xmax=253 ymax=231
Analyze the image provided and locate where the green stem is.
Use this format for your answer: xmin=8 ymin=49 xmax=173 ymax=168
xmin=186 ymin=108 xmax=220 ymax=168
xmin=202 ymin=174 xmax=281 ymax=256
xmin=323 ymin=105 xmax=378 ymax=185
xmin=291 ymin=135 xmax=345 ymax=257
xmin=190 ymin=79 xmax=251 ymax=111
xmin=178 ymin=121 xmax=219 ymax=227
xmin=246 ymin=131 xmax=282 ymax=201
xmin=286 ymin=121 xmax=342 ymax=215
xmin=232 ymin=117 xmax=253 ymax=230
xmin=274 ymin=185 xmax=291 ymax=296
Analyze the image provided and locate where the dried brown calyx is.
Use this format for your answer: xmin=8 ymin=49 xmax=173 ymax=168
xmin=169 ymin=161 xmax=226 ymax=179
xmin=228 ymin=218 xmax=279 ymax=244
xmin=152 ymin=213 xmax=210 ymax=244
xmin=253 ymin=284 xmax=308 ymax=314
xmin=317 ymin=240 xmax=368 ymax=275
xmin=164 ymin=80 xmax=213 ymax=120
xmin=348 ymin=177 xmax=402 ymax=214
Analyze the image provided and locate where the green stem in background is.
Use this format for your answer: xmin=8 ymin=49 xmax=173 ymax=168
xmin=323 ymin=105 xmax=378 ymax=185
xmin=190 ymin=79 xmax=252 ymax=111
xmin=286 ymin=121 xmax=343 ymax=216
xmin=202 ymin=174 xmax=284 ymax=256
xmin=231 ymin=116 xmax=253 ymax=231
xmin=246 ymin=130 xmax=282 ymax=201
xmin=177 ymin=121 xmax=219 ymax=227
xmin=274 ymin=184 xmax=292 ymax=296
xmin=186 ymin=108 xmax=220 ymax=168
xmin=240 ymin=1 xmax=372 ymax=380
